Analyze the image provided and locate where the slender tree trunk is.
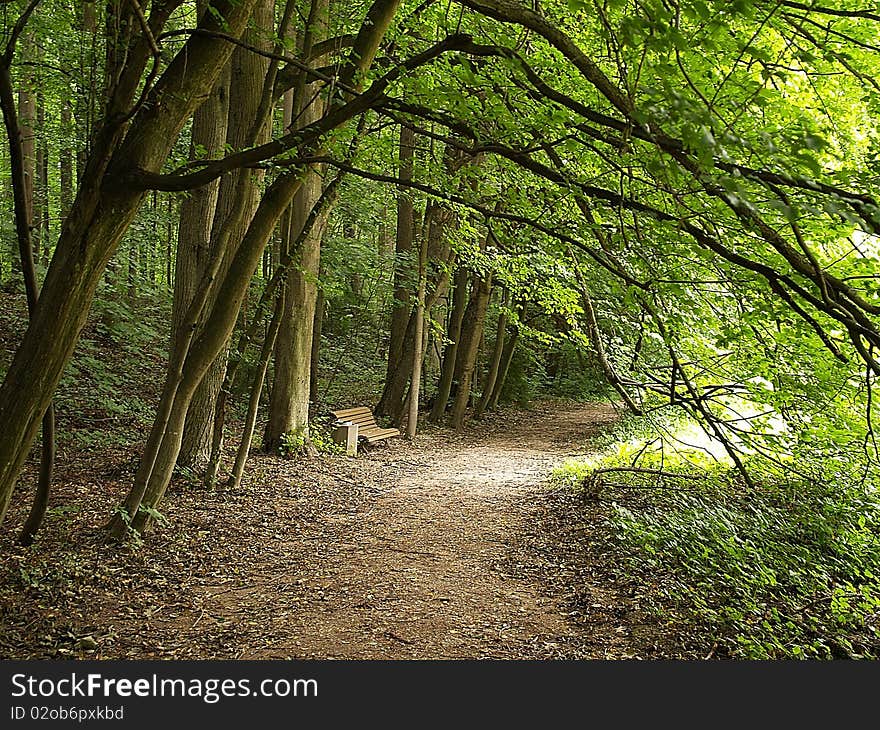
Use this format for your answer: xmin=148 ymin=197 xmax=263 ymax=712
xmin=0 ymin=57 xmax=55 ymax=546
xmin=205 ymin=171 xmax=343 ymax=482
xmin=449 ymin=272 xmax=493 ymax=429
xmin=116 ymin=0 xmax=404 ymax=536
xmin=488 ymin=323 xmax=519 ymax=410
xmin=59 ymin=100 xmax=73 ymax=220
xmin=430 ymin=265 xmax=468 ymax=422
xmin=166 ymin=197 xmax=174 ymax=289
xmin=309 ymin=286 xmax=325 ymax=406
xmin=567 ymin=247 xmax=643 ymax=415
xmin=474 ymin=287 xmax=509 ymax=418
xmin=229 ymin=293 xmax=285 ymax=490
xmin=36 ymin=90 xmax=49 ymax=267
xmin=406 ymin=216 xmax=429 ymax=438
xmin=376 ymin=124 xmax=415 ymax=417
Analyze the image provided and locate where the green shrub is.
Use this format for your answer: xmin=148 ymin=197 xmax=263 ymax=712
xmin=609 ymin=478 xmax=880 ymax=658
xmin=556 ymin=410 xmax=880 ymax=659
xmin=277 ymin=423 xmax=345 ymax=457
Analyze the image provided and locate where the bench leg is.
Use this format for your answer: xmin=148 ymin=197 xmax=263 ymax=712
xmin=332 ymin=423 xmax=360 ymax=457
xmin=345 ymin=426 xmax=358 ymax=457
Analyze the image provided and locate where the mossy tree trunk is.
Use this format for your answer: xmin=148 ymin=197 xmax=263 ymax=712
xmin=172 ymin=4 xmax=231 ymax=468
xmin=264 ymin=0 xmax=332 ymax=450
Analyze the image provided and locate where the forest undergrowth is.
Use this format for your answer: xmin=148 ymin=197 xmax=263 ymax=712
xmin=552 ymin=413 xmax=880 ymax=659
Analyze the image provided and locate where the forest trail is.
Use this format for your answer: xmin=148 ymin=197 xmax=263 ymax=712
xmin=218 ymin=402 xmax=621 ymax=659
xmin=4 ymin=401 xmax=673 ymax=660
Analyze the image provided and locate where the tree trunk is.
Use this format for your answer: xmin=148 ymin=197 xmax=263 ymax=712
xmin=263 ymin=175 xmax=329 ymax=448
xmin=59 ymin=100 xmax=73 ymax=220
xmin=229 ymin=292 xmax=285 ymax=490
xmin=205 ymin=173 xmax=344 ymax=482
xmin=449 ymin=272 xmax=493 ymax=430
xmin=264 ymin=0 xmax=331 ymax=449
xmin=120 ymin=169 xmax=310 ymax=537
xmin=474 ymin=287 xmax=509 ymax=418
xmin=406 ymin=212 xmax=429 ymax=438
xmin=17 ymin=87 xmax=34 ymax=255
xmin=0 ymin=55 xmax=55 ymax=546
xmin=430 ymin=265 xmax=468 ymax=422
xmin=36 ymin=90 xmax=49 ymax=266
xmin=172 ymin=25 xmax=231 ymax=468
xmin=487 ymin=324 xmax=519 ymax=410
xmin=179 ymin=0 xmax=273 ymax=470
xmin=376 ymin=123 xmax=416 ymax=418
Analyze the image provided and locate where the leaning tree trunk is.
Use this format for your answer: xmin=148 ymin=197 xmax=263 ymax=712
xmin=430 ymin=265 xmax=468 ymax=422
xmin=204 ymin=171 xmax=345 ymax=483
xmin=474 ymin=287 xmax=509 ymax=419
xmin=0 ymin=0 xmax=260 ymax=528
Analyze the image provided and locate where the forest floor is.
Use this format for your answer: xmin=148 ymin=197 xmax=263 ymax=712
xmin=0 ymin=400 xmax=696 ymax=659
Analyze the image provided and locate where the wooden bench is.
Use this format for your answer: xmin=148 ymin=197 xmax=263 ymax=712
xmin=331 ymin=407 xmax=400 ymax=450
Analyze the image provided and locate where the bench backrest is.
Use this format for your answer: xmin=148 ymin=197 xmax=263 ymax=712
xmin=331 ymin=407 xmax=378 ymax=429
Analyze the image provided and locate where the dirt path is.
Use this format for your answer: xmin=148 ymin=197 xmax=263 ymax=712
xmin=4 ymin=400 xmax=674 ymax=660
xmin=219 ymin=403 xmax=620 ymax=659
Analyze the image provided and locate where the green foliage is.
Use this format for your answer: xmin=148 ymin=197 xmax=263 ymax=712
xmin=277 ymin=423 xmax=345 ymax=458
xmin=277 ymin=431 xmax=308 ymax=458
xmin=556 ymin=411 xmax=880 ymax=659
xmin=308 ymin=424 xmax=347 ymax=456
xmin=56 ymin=285 xmax=169 ymax=450
xmin=611 ymin=479 xmax=880 ymax=659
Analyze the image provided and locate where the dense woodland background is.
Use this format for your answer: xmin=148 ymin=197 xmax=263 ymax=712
xmin=0 ymin=0 xmax=879 ymax=659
